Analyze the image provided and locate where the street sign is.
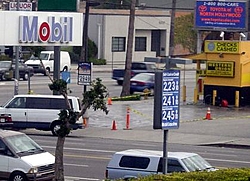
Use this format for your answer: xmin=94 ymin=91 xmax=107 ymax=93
xmin=38 ymin=0 xmax=79 ymax=12
xmin=77 ymin=62 xmax=92 ymax=85
xmin=161 ymin=70 xmax=180 ymax=129
xmin=61 ymin=71 xmax=71 ymax=83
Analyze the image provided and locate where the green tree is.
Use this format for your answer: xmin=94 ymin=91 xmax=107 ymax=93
xmin=73 ymin=38 xmax=98 ymax=60
xmin=45 ymin=69 xmax=109 ymax=180
xmin=174 ymin=13 xmax=197 ymax=54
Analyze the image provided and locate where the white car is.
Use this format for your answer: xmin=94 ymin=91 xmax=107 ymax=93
xmin=0 ymin=130 xmax=55 ymax=181
xmin=106 ymin=149 xmax=217 ymax=180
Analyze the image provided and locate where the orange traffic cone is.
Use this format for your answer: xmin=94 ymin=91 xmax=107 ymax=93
xmin=111 ymin=120 xmax=117 ymax=130
xmin=205 ymin=107 xmax=212 ymax=120
xmin=83 ymin=118 xmax=88 ymax=128
xmin=107 ymin=97 xmax=112 ymax=105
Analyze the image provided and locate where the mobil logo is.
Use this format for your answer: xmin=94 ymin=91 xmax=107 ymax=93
xmin=19 ymin=15 xmax=73 ymax=43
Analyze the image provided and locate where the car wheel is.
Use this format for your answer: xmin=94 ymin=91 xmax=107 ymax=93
xmin=51 ymin=121 xmax=61 ymax=136
xmin=44 ymin=68 xmax=50 ymax=76
xmin=9 ymin=172 xmax=27 ymax=181
xmin=23 ymin=73 xmax=29 ymax=81
xmin=1 ymin=74 xmax=6 ymax=81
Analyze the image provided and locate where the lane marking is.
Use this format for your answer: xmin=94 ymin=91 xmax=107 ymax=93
xmin=205 ymin=158 xmax=250 ymax=164
xmin=42 ymin=145 xmax=115 ymax=153
xmin=64 ymin=154 xmax=110 ymax=160
xmin=64 ymin=163 xmax=89 ymax=167
xmin=65 ymin=176 xmax=99 ymax=181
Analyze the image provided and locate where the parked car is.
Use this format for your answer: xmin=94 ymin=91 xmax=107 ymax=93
xmin=0 ymin=94 xmax=83 ymax=135
xmin=0 ymin=60 xmax=34 ymax=81
xmin=106 ymin=149 xmax=217 ymax=180
xmin=0 ymin=130 xmax=55 ymax=181
xmin=112 ymin=62 xmax=157 ymax=85
xmin=130 ymin=73 xmax=155 ymax=95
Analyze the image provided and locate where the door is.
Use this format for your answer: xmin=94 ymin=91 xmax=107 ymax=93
xmin=0 ymin=139 xmax=9 ymax=179
xmin=4 ymin=97 xmax=28 ymax=129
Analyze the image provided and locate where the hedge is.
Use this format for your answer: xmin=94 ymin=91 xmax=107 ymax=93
xmin=106 ymin=168 xmax=250 ymax=181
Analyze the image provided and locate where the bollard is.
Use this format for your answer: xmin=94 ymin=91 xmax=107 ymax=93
xmin=212 ymin=90 xmax=217 ymax=106
xmin=124 ymin=107 xmax=131 ymax=130
xmin=235 ymin=91 xmax=239 ymax=108
xmin=193 ymin=88 xmax=198 ymax=104
xmin=182 ymin=85 xmax=186 ymax=102
xmin=143 ymin=88 xmax=149 ymax=100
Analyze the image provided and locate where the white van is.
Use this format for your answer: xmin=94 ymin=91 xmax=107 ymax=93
xmin=0 ymin=94 xmax=83 ymax=135
xmin=0 ymin=130 xmax=55 ymax=181
xmin=25 ymin=51 xmax=71 ymax=75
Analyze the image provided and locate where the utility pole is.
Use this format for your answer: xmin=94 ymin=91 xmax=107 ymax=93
xmin=80 ymin=0 xmax=90 ymax=93
xmin=169 ymin=0 xmax=176 ymax=56
xmin=120 ymin=0 xmax=136 ymax=97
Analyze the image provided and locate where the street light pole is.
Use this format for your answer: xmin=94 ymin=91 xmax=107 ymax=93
xmin=14 ymin=0 xmax=20 ymax=95
xmin=82 ymin=0 xmax=90 ymax=93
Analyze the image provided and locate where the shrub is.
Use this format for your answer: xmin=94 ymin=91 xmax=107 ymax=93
xmin=89 ymin=58 xmax=106 ymax=65
xmin=111 ymin=94 xmax=141 ymax=101
xmin=111 ymin=168 xmax=250 ymax=181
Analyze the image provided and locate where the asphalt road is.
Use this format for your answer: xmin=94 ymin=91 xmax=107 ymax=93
xmin=21 ymin=129 xmax=250 ymax=181
xmin=1 ymin=70 xmax=250 ymax=180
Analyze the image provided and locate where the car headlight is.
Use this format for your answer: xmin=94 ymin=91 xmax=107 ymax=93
xmin=28 ymin=167 xmax=38 ymax=174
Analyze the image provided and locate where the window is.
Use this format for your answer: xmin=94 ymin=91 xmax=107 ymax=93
xmin=135 ymin=37 xmax=146 ymax=51
xmin=6 ymin=97 xmax=26 ymax=108
xmin=26 ymin=97 xmax=73 ymax=109
xmin=112 ymin=37 xmax=126 ymax=52
xmin=131 ymin=63 xmax=147 ymax=70
xmin=157 ymin=158 xmax=185 ymax=173
xmin=119 ymin=156 xmax=150 ymax=169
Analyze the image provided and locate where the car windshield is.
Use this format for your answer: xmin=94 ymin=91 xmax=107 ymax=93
xmin=5 ymin=134 xmax=44 ymax=155
xmin=132 ymin=74 xmax=154 ymax=82
xmin=0 ymin=61 xmax=11 ymax=68
xmin=181 ymin=154 xmax=212 ymax=171
xmin=40 ymin=53 xmax=49 ymax=60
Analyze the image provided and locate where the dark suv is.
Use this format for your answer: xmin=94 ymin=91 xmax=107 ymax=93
xmin=0 ymin=60 xmax=34 ymax=81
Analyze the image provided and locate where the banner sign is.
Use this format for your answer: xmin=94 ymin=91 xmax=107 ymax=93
xmin=161 ymin=70 xmax=180 ymax=130
xmin=195 ymin=0 xmax=248 ymax=31
xmin=206 ymin=61 xmax=235 ymax=77
xmin=204 ymin=41 xmax=240 ymax=54
xmin=77 ymin=62 xmax=92 ymax=85
xmin=9 ymin=2 xmax=33 ymax=11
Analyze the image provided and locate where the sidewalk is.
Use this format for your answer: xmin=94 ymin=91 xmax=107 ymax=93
xmin=73 ymin=100 xmax=250 ymax=148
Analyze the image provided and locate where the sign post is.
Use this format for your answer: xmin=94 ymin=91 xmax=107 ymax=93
xmin=154 ymin=69 xmax=180 ymax=174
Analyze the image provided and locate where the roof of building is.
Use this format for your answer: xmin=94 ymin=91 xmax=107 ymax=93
xmin=79 ymin=8 xmax=171 ymax=16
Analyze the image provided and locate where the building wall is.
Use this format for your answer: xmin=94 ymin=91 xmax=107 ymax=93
xmin=87 ymin=11 xmax=170 ymax=64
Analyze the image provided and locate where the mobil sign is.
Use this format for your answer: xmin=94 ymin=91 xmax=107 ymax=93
xmin=19 ymin=16 xmax=73 ymax=43
xmin=0 ymin=11 xmax=82 ymax=46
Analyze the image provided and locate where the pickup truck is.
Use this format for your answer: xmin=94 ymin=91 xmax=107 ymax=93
xmin=112 ymin=62 xmax=158 ymax=85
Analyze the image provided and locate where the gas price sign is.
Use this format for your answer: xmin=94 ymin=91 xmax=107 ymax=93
xmin=162 ymin=70 xmax=180 ymax=129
